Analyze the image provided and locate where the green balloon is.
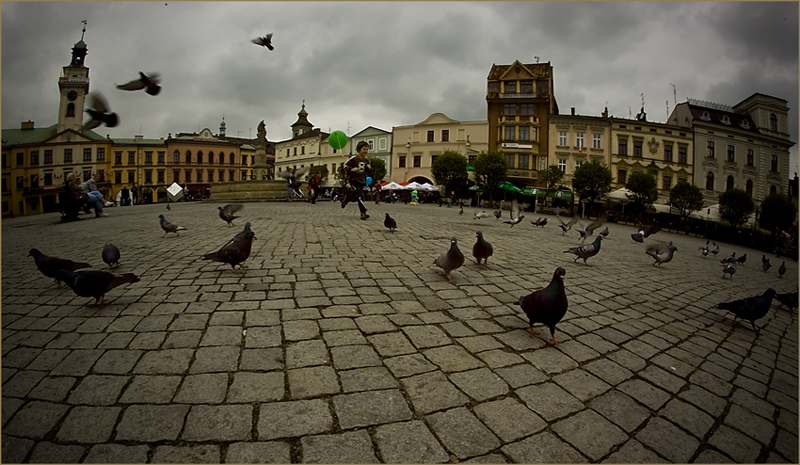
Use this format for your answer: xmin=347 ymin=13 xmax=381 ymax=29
xmin=329 ymin=131 xmax=348 ymax=150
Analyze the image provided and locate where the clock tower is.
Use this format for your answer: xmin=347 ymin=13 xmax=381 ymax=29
xmin=57 ymin=21 xmax=90 ymax=133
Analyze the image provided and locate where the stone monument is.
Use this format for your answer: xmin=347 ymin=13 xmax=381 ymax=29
xmin=251 ymin=120 xmax=274 ymax=180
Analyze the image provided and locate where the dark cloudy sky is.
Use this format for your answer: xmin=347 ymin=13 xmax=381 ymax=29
xmin=2 ymin=1 xmax=797 ymax=174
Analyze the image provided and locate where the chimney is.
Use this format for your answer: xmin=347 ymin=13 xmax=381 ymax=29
xmin=134 ymin=134 xmax=143 ymax=141
xmin=21 ymin=121 xmax=34 ymax=130
xmin=602 ymin=107 xmax=608 ymax=119
xmin=570 ymin=107 xmax=575 ymax=116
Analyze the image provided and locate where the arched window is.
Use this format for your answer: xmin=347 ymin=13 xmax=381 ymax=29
xmin=770 ymin=185 xmax=777 ymax=195
xmin=746 ymin=179 xmax=753 ymax=197
xmin=197 ymin=151 xmax=203 ymax=164
xmin=185 ymin=151 xmax=192 ymax=164
xmin=209 ymin=152 xmax=214 ymax=165
xmin=173 ymin=150 xmax=180 ymax=164
xmin=230 ymin=153 xmax=235 ymax=165
xmin=770 ymin=113 xmax=778 ymax=131
xmin=66 ymin=103 xmax=75 ymax=117
xmin=706 ymin=172 xmax=714 ymax=191
xmin=726 ymin=176 xmax=734 ymax=191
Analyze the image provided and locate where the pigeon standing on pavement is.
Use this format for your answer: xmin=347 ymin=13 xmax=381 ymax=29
xmin=29 ymin=248 xmax=91 ymax=287
xmin=115 ymin=71 xmax=162 ymax=96
xmin=722 ymin=261 xmax=737 ymax=279
xmin=472 ymin=231 xmax=493 ymax=267
xmin=219 ymin=204 xmax=244 ymax=226
xmin=473 ymin=211 xmax=490 ymax=220
xmin=736 ymin=254 xmax=747 ymax=265
xmin=775 ymin=291 xmax=798 ymax=311
xmin=159 ymin=214 xmax=187 ymax=236
xmin=699 ymin=240 xmax=710 ymax=258
xmin=82 ymin=91 xmax=119 ymax=131
xmin=434 ymin=237 xmax=465 ymax=284
xmin=713 ymin=288 xmax=777 ymax=335
xmin=252 ymin=33 xmax=274 ymax=50
xmin=514 ymin=267 xmax=568 ymax=344
xmin=202 ymin=229 xmax=256 ymax=273
xmin=598 ymin=226 xmax=609 ymax=238
xmin=102 ymin=243 xmax=121 ymax=268
xmin=459 ymin=204 xmax=464 ymax=215
xmin=384 ymin=213 xmax=397 ymax=232
xmin=56 ymin=269 xmax=140 ymax=307
xmin=762 ymin=255 xmax=772 ymax=272
xmin=494 ymin=210 xmax=502 ymax=220
xmin=778 ymin=261 xmax=787 ymax=278
xmin=564 ymin=235 xmax=603 ymax=265
xmin=166 ymin=203 xmax=171 ymax=210
xmin=646 ymin=241 xmax=677 ymax=267
xmin=721 ymin=252 xmax=737 ymax=264
xmin=710 ymin=242 xmax=719 ymax=256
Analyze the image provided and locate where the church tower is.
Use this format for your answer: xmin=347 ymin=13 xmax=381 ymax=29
xmin=291 ymin=101 xmax=314 ymax=137
xmin=57 ymin=21 xmax=91 ymax=133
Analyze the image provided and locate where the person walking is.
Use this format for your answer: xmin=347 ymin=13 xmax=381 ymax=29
xmin=308 ymin=172 xmax=322 ymax=204
xmin=342 ymin=141 xmax=372 ymax=220
xmin=131 ymin=184 xmax=139 ymax=206
xmin=121 ymin=186 xmax=131 ymax=206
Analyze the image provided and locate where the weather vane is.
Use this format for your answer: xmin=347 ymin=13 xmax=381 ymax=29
xmin=80 ymin=19 xmax=87 ymax=40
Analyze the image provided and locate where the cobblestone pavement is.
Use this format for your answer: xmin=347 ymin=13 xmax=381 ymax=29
xmin=2 ymin=200 xmax=798 ymax=463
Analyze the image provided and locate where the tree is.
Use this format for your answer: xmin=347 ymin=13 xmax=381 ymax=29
xmin=571 ymin=159 xmax=613 ymax=217
xmin=759 ymin=192 xmax=796 ymax=237
xmin=430 ymin=151 xmax=468 ymax=195
xmin=542 ymin=165 xmax=564 ymax=193
xmin=473 ymin=150 xmax=508 ymax=204
xmin=719 ymin=189 xmax=755 ymax=241
xmin=625 ymin=171 xmax=658 ymax=221
xmin=368 ymin=157 xmax=387 ymax=184
xmin=306 ymin=165 xmax=329 ymax=183
xmin=669 ymin=181 xmax=704 ymax=231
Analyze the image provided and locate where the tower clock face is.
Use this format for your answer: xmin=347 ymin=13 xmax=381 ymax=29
xmin=67 ymin=90 xmax=78 ymax=101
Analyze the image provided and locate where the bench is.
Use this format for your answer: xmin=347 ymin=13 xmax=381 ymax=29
xmin=57 ymin=182 xmax=90 ymax=223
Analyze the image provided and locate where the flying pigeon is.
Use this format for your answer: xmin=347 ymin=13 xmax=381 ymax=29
xmin=102 ymin=243 xmax=121 ymax=268
xmin=503 ymin=198 xmax=524 ymax=227
xmin=557 ymin=216 xmax=578 ymax=235
xmin=514 ymin=267 xmax=568 ymax=344
xmin=55 ymin=268 xmax=140 ymax=307
xmin=710 ymin=242 xmax=719 ymax=256
xmin=384 ymin=213 xmax=397 ymax=232
xmin=713 ymin=288 xmax=777 ymax=335
xmin=494 ymin=210 xmax=502 ymax=220
xmin=778 ymin=261 xmax=787 ymax=278
xmin=736 ymin=253 xmax=747 ymax=265
xmin=775 ymin=291 xmax=798 ymax=311
xmin=576 ymin=219 xmax=604 ymax=242
xmin=202 ymin=229 xmax=256 ymax=273
xmin=631 ymin=222 xmax=661 ymax=243
xmin=473 ymin=211 xmax=490 ymax=220
xmin=762 ymin=255 xmax=772 ymax=272
xmin=646 ymin=241 xmax=677 ymax=267
xmin=531 ymin=217 xmax=547 ymax=227
xmin=434 ymin=237 xmax=465 ymax=284
xmin=219 ymin=204 xmax=244 ymax=226
xmin=472 ymin=231 xmax=493 ymax=267
xmin=564 ymin=235 xmax=603 ymax=265
xmin=83 ymin=91 xmax=119 ymax=131
xmin=116 ymin=71 xmax=161 ymax=96
xmin=29 ymin=248 xmax=91 ymax=287
xmin=722 ymin=261 xmax=737 ymax=279
xmin=252 ymin=33 xmax=274 ymax=50
xmin=598 ymin=226 xmax=609 ymax=238
xmin=159 ymin=214 xmax=187 ymax=236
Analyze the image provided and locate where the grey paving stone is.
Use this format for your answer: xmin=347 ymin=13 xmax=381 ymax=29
xmin=724 ymin=403 xmax=776 ymax=446
xmin=636 ymin=417 xmax=700 ymax=463
xmin=28 ymin=441 xmax=86 ymax=463
xmin=516 ymin=381 xmax=584 ymax=421
xmin=475 ymin=348 xmax=524 ymax=368
xmin=27 ymin=376 xmax=76 ymax=402
xmin=163 ymin=330 xmax=203 ymax=348
xmin=55 ymin=405 xmax=121 ymax=443
xmin=463 ymin=453 xmax=509 ymax=463
xmin=659 ymin=398 xmax=715 ymax=439
xmin=557 ymin=339 xmax=602 ymax=363
xmin=367 ymin=331 xmax=418 ymax=357
xmin=257 ymin=399 xmax=333 ymax=440
xmin=495 ymin=363 xmax=549 ymax=388
xmin=300 ymin=430 xmax=379 ymax=463
xmin=522 ymin=347 xmax=579 ymax=374
xmin=133 ymin=348 xmax=194 ymax=374
xmin=401 ymin=371 xmax=469 ymax=415
xmin=288 ymin=365 xmax=340 ymax=399
xmin=589 ymin=390 xmax=651 ymax=433
xmin=286 ymin=339 xmax=330 ymax=369
xmin=692 ymin=448 xmax=735 ymax=463
xmin=240 ymin=347 xmax=284 ymax=371
xmin=245 ymin=325 xmax=282 ymax=348
xmin=678 ymin=385 xmax=728 ymax=417
xmin=403 ymin=325 xmax=452 ymax=348
xmin=173 ymin=373 xmax=229 ymax=403
xmin=4 ymin=401 xmax=69 ymax=439
xmin=189 ymin=346 xmax=240 ymax=373
xmin=67 ymin=374 xmax=128 ymax=405
xmin=374 ymin=420 xmax=450 ymax=463
xmin=92 ymin=349 xmax=143 ymax=374
xmin=84 ymin=444 xmax=150 ymax=463
xmin=708 ymin=424 xmax=763 ymax=463
xmin=224 ymin=442 xmax=291 ymax=464
xmin=115 ymin=404 xmax=190 ymax=442
xmin=339 ymin=366 xmax=400 ymax=393
xmin=322 ymin=329 xmax=367 ymax=346
xmin=602 ymin=439 xmax=669 ymax=463
xmin=2 ymin=397 xmax=26 ymax=427
xmin=502 ymin=431 xmax=587 ymax=463
xmin=384 ymin=353 xmax=438 ymax=378
xmin=448 ymin=367 xmax=509 ymax=401
xmin=426 ymin=407 xmax=500 ymax=459
xmin=227 ymin=371 xmax=284 ymax=403
xmin=552 ymin=368 xmax=611 ymax=402
xmin=330 ymin=344 xmax=382 ymax=370
xmin=423 ymin=345 xmax=484 ymax=373
xmin=552 ymin=409 xmax=628 ymax=460
xmin=151 ymin=444 xmax=221 ymax=463
xmin=2 ymin=434 xmax=35 ymax=463
xmin=354 ymin=314 xmax=397 ymax=334
xmin=775 ymin=428 xmax=799 ymax=462
xmin=473 ymin=397 xmax=546 ymax=442
xmin=49 ymin=349 xmax=104 ymax=376
xmin=618 ymin=379 xmax=671 ymax=410
xmin=284 ymin=319 xmax=320 ymax=341
xmin=456 ymin=334 xmax=504 ymax=353
xmin=583 ymin=357 xmax=634 ymax=385
xmin=183 ymin=404 xmax=253 ymax=441
xmin=332 ymin=389 xmax=412 ymax=429
xmin=119 ymin=375 xmax=181 ymax=403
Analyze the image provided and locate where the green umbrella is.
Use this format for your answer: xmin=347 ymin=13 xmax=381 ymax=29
xmin=468 ymin=184 xmax=487 ymax=192
xmin=497 ymin=181 xmax=522 ymax=193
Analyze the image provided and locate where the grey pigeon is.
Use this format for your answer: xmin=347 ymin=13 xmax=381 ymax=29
xmin=116 ymin=71 xmax=161 ymax=96
xmin=459 ymin=204 xmax=464 ymax=215
xmin=434 ymin=237 xmax=465 ymax=284
xmin=576 ymin=219 xmax=603 ymax=242
xmin=646 ymin=241 xmax=677 ymax=267
xmin=159 ymin=214 xmax=187 ymax=236
xmin=472 ymin=231 xmax=493 ymax=267
xmin=83 ymin=91 xmax=118 ymax=131
xmin=202 ymin=229 xmax=256 ymax=273
xmin=564 ymin=235 xmax=603 ymax=265
xmin=473 ymin=211 xmax=490 ymax=220
xmin=598 ymin=226 xmax=609 ymax=238
xmin=762 ymin=255 xmax=772 ymax=272
xmin=713 ymin=288 xmax=777 ymax=335
xmin=102 ymin=243 xmax=121 ymax=268
xmin=699 ymin=241 xmax=709 ymax=258
xmin=384 ymin=213 xmax=397 ymax=232
xmin=55 ymin=269 xmax=140 ymax=307
xmin=778 ymin=261 xmax=787 ymax=278
xmin=775 ymin=291 xmax=798 ymax=311
xmin=29 ymin=248 xmax=91 ymax=287
xmin=710 ymin=242 xmax=719 ymax=256
xmin=531 ymin=217 xmax=547 ymax=227
xmin=721 ymin=252 xmax=736 ymax=264
xmin=631 ymin=222 xmax=660 ymax=243
xmin=219 ymin=204 xmax=244 ymax=226
xmin=722 ymin=261 xmax=737 ymax=278
xmin=514 ymin=267 xmax=568 ymax=344
xmin=503 ymin=198 xmax=524 ymax=227
xmin=494 ymin=209 xmax=502 ymax=220
xmin=557 ymin=216 xmax=578 ymax=235
xmin=167 ymin=203 xmax=171 ymax=210
xmin=252 ymin=33 xmax=274 ymax=50
xmin=736 ymin=253 xmax=747 ymax=265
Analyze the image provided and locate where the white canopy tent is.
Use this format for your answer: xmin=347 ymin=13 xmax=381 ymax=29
xmin=381 ymin=182 xmax=404 ymax=190
xmin=419 ymin=183 xmax=439 ymax=192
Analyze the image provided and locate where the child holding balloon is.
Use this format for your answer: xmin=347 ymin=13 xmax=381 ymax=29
xmin=342 ymin=141 xmax=372 ymax=220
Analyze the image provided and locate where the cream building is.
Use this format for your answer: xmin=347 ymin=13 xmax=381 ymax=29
xmin=549 ymin=108 xmax=612 ymax=187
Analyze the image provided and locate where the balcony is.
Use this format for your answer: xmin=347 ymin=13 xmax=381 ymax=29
xmin=498 ymin=115 xmax=539 ymax=124
xmin=487 ymin=90 xmax=548 ymax=100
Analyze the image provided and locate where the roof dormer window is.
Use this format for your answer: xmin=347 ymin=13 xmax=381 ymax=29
xmin=699 ymin=111 xmax=711 ymax=122
xmin=720 ymin=115 xmax=731 ymax=125
xmin=739 ymin=120 xmax=750 ymax=129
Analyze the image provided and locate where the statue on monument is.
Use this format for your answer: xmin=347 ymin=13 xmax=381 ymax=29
xmin=252 ymin=119 xmax=273 ymax=180
xmin=257 ymin=120 xmax=267 ymax=150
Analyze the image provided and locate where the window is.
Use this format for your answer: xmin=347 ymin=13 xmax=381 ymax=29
xmin=145 ymin=170 xmax=152 ymax=183
xmin=300 ymin=146 xmax=304 ymax=155
xmin=618 ymin=138 xmax=628 ymax=155
xmin=413 ymin=155 xmax=421 ymax=168
xmin=518 ymin=154 xmax=530 ymax=170
xmin=185 ymin=151 xmax=192 ymax=164
xmin=399 ymin=156 xmax=406 ymax=168
xmin=726 ymin=176 xmax=734 ymax=191
xmin=746 ymin=149 xmax=754 ymax=166
xmin=157 ymin=170 xmax=165 ymax=183
xmin=219 ymin=170 xmax=224 ymax=181
xmin=427 ymin=130 xmax=434 ymax=142
xmin=558 ymin=131 xmax=568 ymax=146
xmin=662 ymin=175 xmax=672 ymax=190
xmin=678 ymin=177 xmax=686 ymax=184
xmin=286 ymin=149 xmax=290 ymax=157
xmin=487 ymin=81 xmax=500 ymax=93
xmin=746 ymin=179 xmax=753 ymax=197
xmin=158 ymin=151 xmax=165 ymax=164
xmin=209 ymin=152 xmax=215 ymax=164
xmin=770 ymin=185 xmax=777 ymax=195
xmin=229 ymin=170 xmax=235 ymax=182
xmin=503 ymin=104 xmax=517 ymax=115
xmin=44 ymin=150 xmax=53 ymax=164
xmin=678 ymin=146 xmax=687 ymax=164
xmin=97 ymin=148 xmax=105 ymax=161
xmin=64 ymin=149 xmax=73 ymax=163
xmin=521 ymin=103 xmax=534 ymax=115
xmin=592 ymin=134 xmax=601 ymax=149
xmin=558 ymin=159 xmax=567 ymax=173
xmin=519 ymin=80 xmax=533 ymax=93
xmin=173 ymin=170 xmax=180 ymax=183
xmin=468 ymin=155 xmax=477 ymax=165
xmin=30 ymin=174 xmax=39 ymax=188
xmin=519 ymin=127 xmax=530 ymax=141
xmin=128 ymin=152 xmax=135 ymax=164
xmin=771 ymin=154 xmax=778 ymax=172
xmin=441 ymin=130 xmax=449 ymax=142
xmin=505 ymin=153 xmax=515 ymax=168
xmin=664 ymin=144 xmax=673 ymax=162
xmin=229 ymin=154 xmax=235 ymax=165
xmin=173 ymin=151 xmax=180 ymax=164
xmin=145 ymin=151 xmax=152 ymax=164
xmin=727 ymin=145 xmax=735 ymax=162
xmin=633 ymin=140 xmax=642 ymax=157
xmin=16 ymin=153 xmax=23 ymax=166
xmin=83 ymin=148 xmax=92 ymax=162
xmin=770 ymin=113 xmax=778 ymax=131
xmin=576 ymin=132 xmax=585 ymax=150
xmin=31 ymin=151 xmax=39 ymax=165
xmin=618 ymin=169 xmax=627 ymax=184
xmin=241 ymin=155 xmax=248 ymax=165
xmin=198 ymin=152 xmax=203 ymax=164
xmin=706 ymin=172 xmax=714 ymax=191
xmin=128 ymin=171 xmax=135 ymax=183
xmin=504 ymin=81 xmax=517 ymax=93
xmin=82 ymin=170 xmax=91 ymax=182
xmin=115 ymin=171 xmax=122 ymax=184
xmin=185 ymin=170 xmax=192 ymax=182
xmin=44 ymin=173 xmax=53 ymax=185
xmin=707 ymin=141 xmax=715 ymax=158
xmin=197 ymin=170 xmax=203 ymax=182
xmin=16 ymin=176 xmax=24 ymax=190
xmin=66 ymin=103 xmax=75 ymax=117
xmin=505 ymin=126 xmax=516 ymax=141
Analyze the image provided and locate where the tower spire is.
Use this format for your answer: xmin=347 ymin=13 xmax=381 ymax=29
xmin=80 ymin=19 xmax=87 ymax=41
